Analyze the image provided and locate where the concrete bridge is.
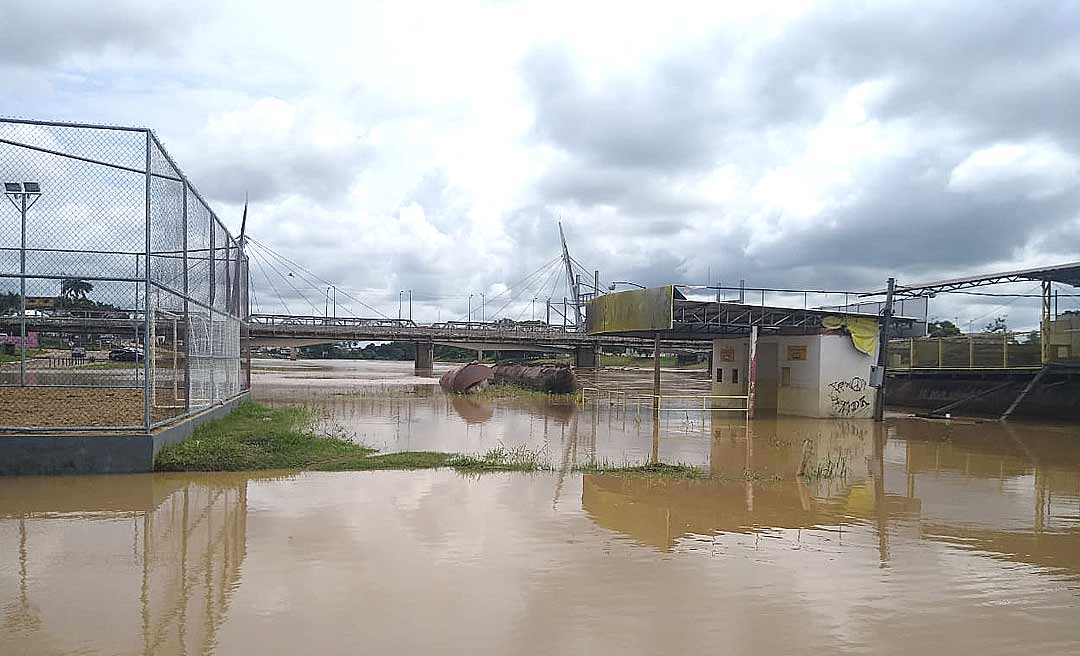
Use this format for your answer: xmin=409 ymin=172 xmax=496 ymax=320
xmin=1 ymin=312 xmax=709 ymax=372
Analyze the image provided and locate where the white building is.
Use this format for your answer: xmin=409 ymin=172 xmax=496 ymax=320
xmin=711 ymin=329 xmax=879 ymax=418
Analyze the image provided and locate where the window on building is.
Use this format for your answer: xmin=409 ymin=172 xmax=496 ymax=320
xmin=786 ymin=344 xmax=808 ymax=361
xmin=732 ymin=368 xmax=739 ymax=385
xmin=781 ymin=367 xmax=791 ymax=387
xmin=715 ymin=368 xmax=723 ymax=383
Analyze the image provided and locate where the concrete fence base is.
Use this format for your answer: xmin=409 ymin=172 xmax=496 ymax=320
xmin=0 ymin=392 xmax=250 ymax=476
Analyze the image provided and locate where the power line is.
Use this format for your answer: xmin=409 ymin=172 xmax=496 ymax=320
xmin=246 ymin=237 xmax=391 ymax=319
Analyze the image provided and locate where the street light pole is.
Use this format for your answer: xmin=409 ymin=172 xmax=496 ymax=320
xmin=398 ymin=290 xmax=404 ymax=320
xmin=4 ymin=182 xmax=42 ymax=387
xmin=532 ymin=297 xmax=537 ymax=321
xmin=18 ymin=192 xmax=26 ymax=386
xmin=481 ymin=292 xmax=485 ymax=322
xmin=468 ymin=294 xmax=474 ymax=323
xmin=408 ymin=289 xmax=412 ymax=322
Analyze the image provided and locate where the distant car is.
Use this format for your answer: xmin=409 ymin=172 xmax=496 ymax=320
xmin=71 ymin=347 xmax=87 ymax=360
xmin=108 ymin=348 xmax=143 ymax=362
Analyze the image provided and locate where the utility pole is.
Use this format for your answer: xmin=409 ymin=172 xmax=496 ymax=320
xmin=481 ymin=292 xmax=485 ymax=322
xmin=398 ymin=290 xmax=404 ymax=320
xmin=874 ymin=277 xmax=896 ymax=422
xmin=468 ymin=294 xmax=473 ymax=323
xmin=531 ymin=297 xmax=537 ymax=321
xmin=408 ymin=289 xmax=412 ymax=322
xmin=546 ymin=299 xmax=551 ymax=325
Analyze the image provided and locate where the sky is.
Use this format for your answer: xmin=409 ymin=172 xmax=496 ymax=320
xmin=1 ymin=0 xmax=1078 ymax=329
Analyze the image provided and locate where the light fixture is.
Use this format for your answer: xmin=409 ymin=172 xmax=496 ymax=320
xmin=3 ymin=182 xmax=22 ymax=193
xmin=22 ymin=182 xmax=40 ymax=193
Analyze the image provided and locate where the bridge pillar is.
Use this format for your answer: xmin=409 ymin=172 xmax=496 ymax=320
xmin=574 ymin=345 xmax=599 ymax=369
xmin=415 ymin=341 xmax=434 ymax=375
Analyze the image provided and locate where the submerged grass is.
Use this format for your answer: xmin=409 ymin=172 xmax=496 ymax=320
xmin=574 ymin=460 xmax=710 ymax=479
xmin=447 ymin=444 xmax=553 ymax=472
xmin=463 ymin=384 xmax=575 ymax=402
xmin=157 ymin=401 xmax=751 ymax=481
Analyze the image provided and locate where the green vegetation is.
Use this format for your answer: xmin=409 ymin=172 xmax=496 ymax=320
xmin=447 ymin=444 xmax=553 ymax=472
xmin=82 ymin=360 xmax=139 ymax=370
xmin=0 ymin=349 xmax=45 ymax=365
xmin=464 ymin=384 xmax=576 ymax=402
xmin=799 ymin=452 xmax=849 ymax=480
xmin=155 ymin=402 xmax=377 ymax=471
xmin=575 ymin=460 xmax=710 ymax=478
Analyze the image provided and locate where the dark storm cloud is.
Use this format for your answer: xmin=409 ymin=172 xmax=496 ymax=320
xmin=0 ymin=1 xmax=209 ymax=67
xmin=517 ymin=1 xmax=1080 ymax=296
xmin=760 ymin=1 xmax=1080 ymax=147
xmin=192 ymin=145 xmax=369 ymax=205
xmin=521 ymin=45 xmax=738 ymax=173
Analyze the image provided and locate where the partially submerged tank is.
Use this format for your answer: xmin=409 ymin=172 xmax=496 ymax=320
xmin=492 ymin=364 xmax=577 ymax=394
xmin=438 ymin=362 xmax=493 ymax=394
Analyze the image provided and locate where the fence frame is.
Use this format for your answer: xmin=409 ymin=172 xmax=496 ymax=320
xmin=0 ymin=118 xmax=249 ymax=433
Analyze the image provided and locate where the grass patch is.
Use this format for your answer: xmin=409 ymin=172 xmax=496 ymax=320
xmin=799 ymin=451 xmax=849 ymax=480
xmin=155 ymin=401 xmax=377 ymax=471
xmin=447 ymin=444 xmax=553 ymax=472
xmin=82 ymin=360 xmax=139 ymax=370
xmin=463 ymin=384 xmax=576 ymax=402
xmin=309 ymin=451 xmax=452 ymax=472
xmin=574 ymin=459 xmax=710 ymax=479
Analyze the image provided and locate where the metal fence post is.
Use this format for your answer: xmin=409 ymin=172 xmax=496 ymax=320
xmin=143 ymin=131 xmax=152 ymax=431
xmin=209 ymin=216 xmax=216 ymax=403
xmin=183 ymin=182 xmax=191 ymax=414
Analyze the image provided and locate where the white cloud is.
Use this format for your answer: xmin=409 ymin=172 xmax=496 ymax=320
xmin=948 ymin=140 xmax=1079 ymax=199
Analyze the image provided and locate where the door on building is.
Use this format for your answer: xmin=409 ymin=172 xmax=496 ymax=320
xmin=755 ymin=342 xmax=779 ymax=414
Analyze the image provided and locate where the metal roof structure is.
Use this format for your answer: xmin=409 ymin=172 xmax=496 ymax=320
xmin=645 ymin=297 xmax=920 ymax=340
xmin=865 ymin=262 xmax=1080 ymax=298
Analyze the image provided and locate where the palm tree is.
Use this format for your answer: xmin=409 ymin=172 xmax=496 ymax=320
xmin=61 ymin=278 xmax=93 ymax=305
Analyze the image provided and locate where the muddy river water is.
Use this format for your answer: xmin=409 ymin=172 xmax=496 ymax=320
xmin=3 ymin=359 xmax=1080 ymax=654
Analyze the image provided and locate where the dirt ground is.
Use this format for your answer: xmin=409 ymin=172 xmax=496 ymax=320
xmin=0 ymin=388 xmax=180 ymax=429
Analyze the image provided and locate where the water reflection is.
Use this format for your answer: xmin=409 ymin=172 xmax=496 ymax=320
xmin=4 ymin=361 xmax=1078 ymax=654
xmin=0 ymin=474 xmax=250 ymax=655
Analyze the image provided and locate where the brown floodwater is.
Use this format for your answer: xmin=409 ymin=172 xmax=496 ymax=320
xmin=2 ymin=359 xmax=1080 ymax=655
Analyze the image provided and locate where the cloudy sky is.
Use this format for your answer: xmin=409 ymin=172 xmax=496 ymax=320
xmin=2 ymin=0 xmax=1078 ymax=328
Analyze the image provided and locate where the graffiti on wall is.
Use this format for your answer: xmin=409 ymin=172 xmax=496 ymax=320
xmin=827 ymin=376 xmax=872 ymax=416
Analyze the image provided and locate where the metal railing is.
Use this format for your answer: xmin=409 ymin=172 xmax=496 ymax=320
xmin=887 ymin=332 xmax=1042 ymax=371
xmin=0 ymin=119 xmax=249 ymax=432
xmin=579 ymin=386 xmax=750 ymax=418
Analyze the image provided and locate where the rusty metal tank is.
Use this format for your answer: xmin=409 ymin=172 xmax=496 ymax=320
xmin=438 ymin=362 xmax=493 ymax=394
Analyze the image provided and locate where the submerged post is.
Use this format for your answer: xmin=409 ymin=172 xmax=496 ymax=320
xmin=747 ymin=325 xmax=758 ymax=419
xmin=652 ymin=333 xmax=661 ymax=412
xmin=873 ymin=277 xmax=896 ymax=422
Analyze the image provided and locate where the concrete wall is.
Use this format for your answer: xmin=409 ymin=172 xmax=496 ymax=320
xmin=817 ymin=334 xmax=876 ymax=418
xmin=0 ymin=393 xmax=249 ymax=476
xmin=711 ymin=333 xmax=877 ymax=418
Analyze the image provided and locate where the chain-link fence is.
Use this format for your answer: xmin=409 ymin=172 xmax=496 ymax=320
xmin=0 ymin=119 xmax=249 ymax=432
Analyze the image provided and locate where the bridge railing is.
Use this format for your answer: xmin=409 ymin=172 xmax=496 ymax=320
xmin=887 ymin=332 xmax=1042 ymax=371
